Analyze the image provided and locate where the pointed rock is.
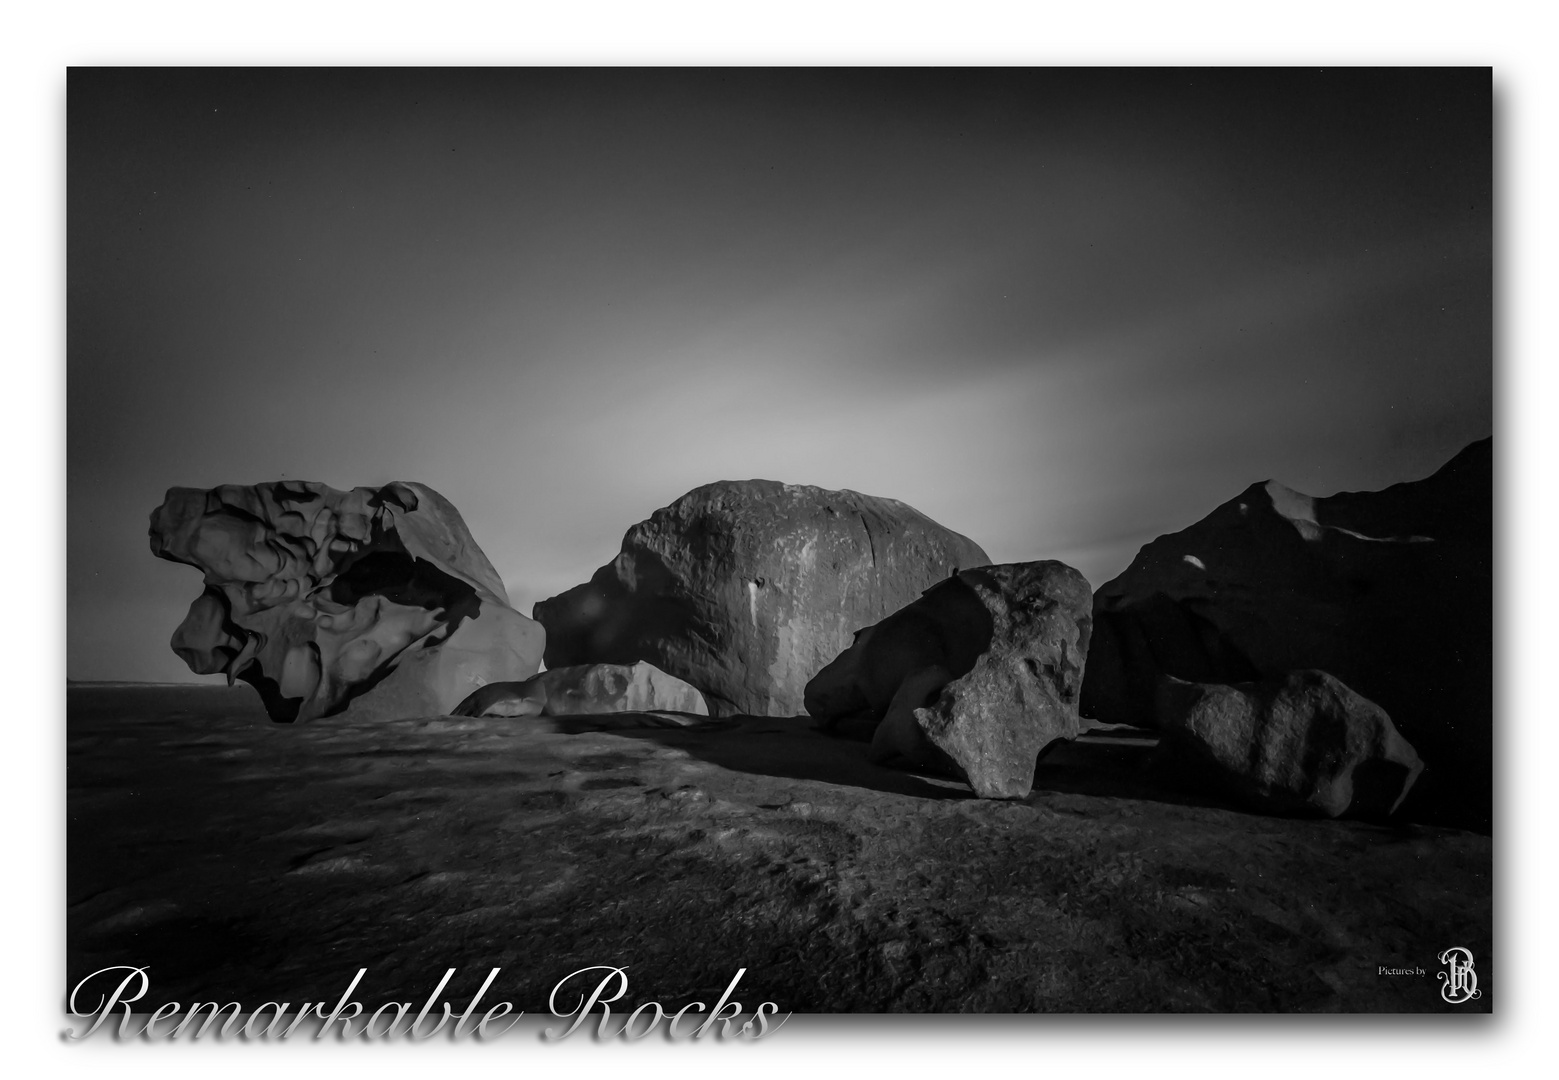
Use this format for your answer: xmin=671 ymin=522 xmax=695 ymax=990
xmin=1081 ymin=438 xmax=1490 ymax=828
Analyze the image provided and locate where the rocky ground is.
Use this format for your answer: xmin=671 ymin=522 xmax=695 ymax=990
xmin=67 ymin=684 xmax=1491 ymax=1014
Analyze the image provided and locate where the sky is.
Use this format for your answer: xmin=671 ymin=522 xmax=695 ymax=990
xmin=66 ymin=67 xmax=1492 ymax=682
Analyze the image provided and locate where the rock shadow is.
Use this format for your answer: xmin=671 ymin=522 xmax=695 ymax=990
xmin=1028 ymin=732 xmax=1250 ymax=811
xmin=541 ymin=713 xmax=1254 ymax=812
xmin=541 ymin=713 xmax=975 ymax=800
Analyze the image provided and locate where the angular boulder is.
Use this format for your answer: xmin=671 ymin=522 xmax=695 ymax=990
xmin=533 ymin=480 xmax=990 ymax=716
xmin=808 ymin=561 xmax=1093 ymax=799
xmin=1080 ymin=439 xmax=1491 ymax=829
xmin=452 ymin=661 xmax=709 ymax=718
xmin=1154 ymin=670 xmax=1424 ymax=818
xmin=150 ymin=481 xmax=544 ymax=722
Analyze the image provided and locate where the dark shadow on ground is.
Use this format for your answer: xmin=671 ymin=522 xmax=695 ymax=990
xmin=66 ymin=685 xmax=1294 ymax=814
xmin=543 ymin=712 xmax=1252 ymax=814
xmin=66 ymin=685 xmax=1493 ymax=1014
xmin=1029 ymin=734 xmax=1249 ymax=812
xmin=542 ymin=714 xmax=975 ymax=800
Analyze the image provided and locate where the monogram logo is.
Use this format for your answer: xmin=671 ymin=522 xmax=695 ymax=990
xmin=1437 ymin=947 xmax=1483 ymax=1004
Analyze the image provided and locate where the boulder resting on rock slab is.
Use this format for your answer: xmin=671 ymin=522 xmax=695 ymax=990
xmin=533 ymin=480 xmax=990 ymax=717
xmin=1080 ymin=438 xmax=1490 ymax=830
xmin=452 ymin=661 xmax=709 ymax=718
xmin=1154 ymin=670 xmax=1424 ymax=818
xmin=150 ymin=481 xmax=544 ymax=722
xmin=807 ymin=561 xmax=1093 ymax=799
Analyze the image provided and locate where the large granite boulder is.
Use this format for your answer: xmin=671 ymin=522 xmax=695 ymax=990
xmin=1080 ymin=438 xmax=1491 ymax=829
xmin=533 ymin=480 xmax=990 ymax=717
xmin=1155 ymin=670 xmax=1424 ymax=818
xmin=451 ymin=661 xmax=709 ymax=718
xmin=807 ymin=561 xmax=1093 ymax=799
xmin=150 ymin=481 xmax=544 ymax=722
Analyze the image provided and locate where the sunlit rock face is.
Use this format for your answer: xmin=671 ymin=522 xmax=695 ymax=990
xmin=150 ymin=481 xmax=544 ymax=722
xmin=1154 ymin=670 xmax=1424 ymax=819
xmin=533 ymin=480 xmax=990 ymax=717
xmin=1081 ymin=438 xmax=1491 ymax=829
xmin=807 ymin=561 xmax=1093 ymax=799
xmin=452 ymin=661 xmax=709 ymax=718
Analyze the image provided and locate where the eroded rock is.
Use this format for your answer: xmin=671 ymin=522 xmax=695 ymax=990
xmin=533 ymin=480 xmax=990 ymax=716
xmin=1080 ymin=439 xmax=1490 ymax=829
xmin=1154 ymin=670 xmax=1424 ymax=818
xmin=150 ymin=481 xmax=544 ymax=722
xmin=804 ymin=570 xmax=994 ymax=725
xmin=808 ymin=561 xmax=1093 ymax=799
xmin=452 ymin=661 xmax=709 ymax=718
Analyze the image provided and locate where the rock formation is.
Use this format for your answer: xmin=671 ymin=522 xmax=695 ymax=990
xmin=533 ymin=480 xmax=990 ymax=717
xmin=452 ymin=661 xmax=709 ymax=718
xmin=1080 ymin=438 xmax=1491 ymax=829
xmin=1155 ymin=670 xmax=1424 ymax=818
xmin=807 ymin=561 xmax=1093 ymax=799
xmin=149 ymin=481 xmax=544 ymax=722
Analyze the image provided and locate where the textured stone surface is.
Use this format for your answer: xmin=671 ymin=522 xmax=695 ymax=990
xmin=808 ymin=561 xmax=1093 ymax=799
xmin=533 ymin=481 xmax=990 ymax=717
xmin=1155 ymin=671 xmax=1424 ymax=818
xmin=804 ymin=573 xmax=994 ymax=725
xmin=1080 ymin=439 xmax=1490 ymax=829
xmin=453 ymin=661 xmax=709 ymax=718
xmin=913 ymin=563 xmax=1094 ymax=798
xmin=68 ymin=684 xmax=1492 ymax=1013
xmin=149 ymin=481 xmax=544 ymax=722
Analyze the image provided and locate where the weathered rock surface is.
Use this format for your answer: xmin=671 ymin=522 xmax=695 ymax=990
xmin=68 ymin=684 xmax=1492 ymax=1013
xmin=533 ymin=481 xmax=990 ymax=717
xmin=452 ymin=661 xmax=709 ymax=718
xmin=808 ymin=561 xmax=1093 ymax=799
xmin=804 ymin=571 xmax=995 ymax=726
xmin=149 ymin=481 xmax=544 ymax=722
xmin=1154 ymin=670 xmax=1424 ymax=818
xmin=1080 ymin=439 xmax=1491 ymax=829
